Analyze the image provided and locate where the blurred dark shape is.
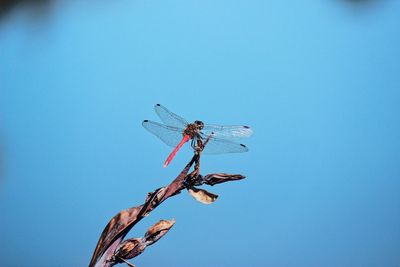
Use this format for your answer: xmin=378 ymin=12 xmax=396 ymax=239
xmin=0 ymin=0 xmax=54 ymax=23
xmin=342 ymin=0 xmax=378 ymax=6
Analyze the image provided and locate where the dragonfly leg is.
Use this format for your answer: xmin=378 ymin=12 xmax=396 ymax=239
xmin=191 ymin=139 xmax=202 ymax=155
xmin=193 ymin=135 xmax=205 ymax=154
xmin=191 ymin=139 xmax=196 ymax=149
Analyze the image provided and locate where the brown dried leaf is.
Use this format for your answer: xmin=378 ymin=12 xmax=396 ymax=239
xmin=89 ymin=206 xmax=143 ymax=266
xmin=144 ymin=219 xmax=176 ymax=245
xmin=188 ymin=187 xmax=218 ymax=204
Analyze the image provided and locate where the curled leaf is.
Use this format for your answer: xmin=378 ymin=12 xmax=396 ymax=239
xmin=188 ymin=187 xmax=218 ymax=204
xmin=203 ymin=173 xmax=245 ymax=186
xmin=144 ymin=219 xmax=176 ymax=245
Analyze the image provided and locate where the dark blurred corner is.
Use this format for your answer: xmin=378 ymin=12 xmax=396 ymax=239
xmin=344 ymin=0 xmax=374 ymax=3
xmin=0 ymin=0 xmax=54 ymax=24
xmin=341 ymin=0 xmax=380 ymax=7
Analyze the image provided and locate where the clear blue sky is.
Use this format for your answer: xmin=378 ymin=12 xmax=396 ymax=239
xmin=1 ymin=1 xmax=399 ymax=266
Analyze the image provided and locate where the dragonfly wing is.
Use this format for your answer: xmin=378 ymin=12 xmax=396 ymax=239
xmin=201 ymin=124 xmax=253 ymax=140
xmin=199 ymin=134 xmax=249 ymax=154
xmin=142 ymin=120 xmax=184 ymax=147
xmin=154 ymin=104 xmax=188 ymax=128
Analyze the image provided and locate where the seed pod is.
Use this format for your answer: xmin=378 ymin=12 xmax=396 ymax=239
xmin=113 ymin=238 xmax=146 ymax=261
xmin=144 ymin=219 xmax=176 ymax=245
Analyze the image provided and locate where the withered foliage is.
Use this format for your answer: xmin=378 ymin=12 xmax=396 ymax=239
xmin=89 ymin=153 xmax=245 ymax=267
xmin=109 ymin=219 xmax=176 ymax=267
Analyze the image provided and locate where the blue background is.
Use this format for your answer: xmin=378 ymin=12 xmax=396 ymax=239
xmin=1 ymin=1 xmax=399 ymax=266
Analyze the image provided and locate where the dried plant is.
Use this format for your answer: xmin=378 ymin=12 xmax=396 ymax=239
xmin=89 ymin=145 xmax=246 ymax=267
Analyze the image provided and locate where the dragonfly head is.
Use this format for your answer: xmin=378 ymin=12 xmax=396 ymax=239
xmin=194 ymin=120 xmax=204 ymax=130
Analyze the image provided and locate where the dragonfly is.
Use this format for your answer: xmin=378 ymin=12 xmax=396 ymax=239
xmin=142 ymin=104 xmax=253 ymax=167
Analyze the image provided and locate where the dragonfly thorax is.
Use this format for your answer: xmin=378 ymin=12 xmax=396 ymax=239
xmin=184 ymin=121 xmax=204 ymax=137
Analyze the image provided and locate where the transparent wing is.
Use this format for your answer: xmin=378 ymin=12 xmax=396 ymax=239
xmin=198 ymin=134 xmax=249 ymax=154
xmin=142 ymin=120 xmax=184 ymax=147
xmin=201 ymin=124 xmax=253 ymax=140
xmin=154 ymin=104 xmax=188 ymax=128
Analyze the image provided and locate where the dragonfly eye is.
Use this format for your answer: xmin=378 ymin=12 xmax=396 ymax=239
xmin=194 ymin=120 xmax=204 ymax=129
